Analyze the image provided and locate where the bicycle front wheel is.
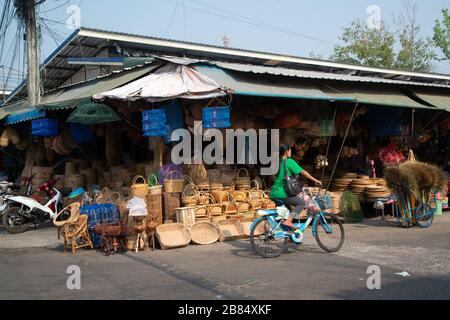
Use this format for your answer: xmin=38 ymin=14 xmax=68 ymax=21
xmin=250 ymin=217 xmax=286 ymax=258
xmin=415 ymin=203 xmax=434 ymax=228
xmin=314 ymin=213 xmax=345 ymax=253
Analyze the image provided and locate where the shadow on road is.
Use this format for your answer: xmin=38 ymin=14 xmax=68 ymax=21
xmin=331 ymin=274 xmax=450 ymax=300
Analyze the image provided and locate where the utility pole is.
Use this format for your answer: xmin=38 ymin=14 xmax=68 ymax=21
xmin=15 ymin=0 xmax=41 ymax=106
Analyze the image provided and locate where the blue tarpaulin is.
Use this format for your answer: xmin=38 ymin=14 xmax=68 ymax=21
xmin=5 ymin=108 xmax=45 ymax=125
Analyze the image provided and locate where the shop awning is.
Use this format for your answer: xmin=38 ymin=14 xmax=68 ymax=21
xmin=408 ymin=89 xmax=450 ymax=112
xmin=5 ymin=108 xmax=45 ymax=125
xmin=0 ymin=62 xmax=162 ymax=124
xmin=93 ymin=62 xmax=226 ymax=102
xmin=321 ymin=84 xmax=436 ymax=109
xmin=194 ymin=65 xmax=355 ymax=101
xmin=39 ymin=63 xmax=161 ymax=111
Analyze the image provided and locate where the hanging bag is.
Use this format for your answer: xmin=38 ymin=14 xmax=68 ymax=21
xmin=283 ymin=159 xmax=302 ymax=197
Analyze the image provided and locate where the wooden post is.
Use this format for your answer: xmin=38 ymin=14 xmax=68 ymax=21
xmin=151 ymin=137 xmax=164 ymax=170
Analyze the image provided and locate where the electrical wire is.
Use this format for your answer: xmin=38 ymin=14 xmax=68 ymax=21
xmin=162 ymin=0 xmax=180 ymax=38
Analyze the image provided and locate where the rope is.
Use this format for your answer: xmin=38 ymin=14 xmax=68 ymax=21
xmin=326 ymin=102 xmax=359 ymax=193
xmin=320 ymin=104 xmax=338 ymax=184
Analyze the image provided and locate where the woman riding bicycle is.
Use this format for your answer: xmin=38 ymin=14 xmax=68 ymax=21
xmin=270 ymin=145 xmax=322 ymax=229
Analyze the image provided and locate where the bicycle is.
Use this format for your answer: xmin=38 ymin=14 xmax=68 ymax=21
xmin=249 ymin=188 xmax=345 ymax=258
xmin=393 ymin=186 xmax=437 ymax=228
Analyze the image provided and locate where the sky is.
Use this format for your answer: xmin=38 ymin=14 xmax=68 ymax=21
xmin=1 ymin=0 xmax=449 ymax=91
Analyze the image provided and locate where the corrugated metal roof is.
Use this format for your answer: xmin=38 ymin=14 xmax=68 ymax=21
xmin=5 ymin=27 xmax=450 ymax=104
xmin=208 ymin=61 xmax=450 ymax=89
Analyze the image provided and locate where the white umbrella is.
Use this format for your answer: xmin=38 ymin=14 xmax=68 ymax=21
xmin=93 ymin=63 xmax=226 ymax=102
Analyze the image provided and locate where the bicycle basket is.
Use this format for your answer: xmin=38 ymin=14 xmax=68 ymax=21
xmin=316 ymin=194 xmax=333 ymax=210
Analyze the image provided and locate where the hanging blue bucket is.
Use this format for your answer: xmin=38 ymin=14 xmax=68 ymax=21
xmin=163 ymin=101 xmax=184 ymax=143
xmin=203 ymin=106 xmax=231 ymax=129
xmin=142 ymin=109 xmax=169 ymax=137
xmin=31 ymin=118 xmax=59 ymax=137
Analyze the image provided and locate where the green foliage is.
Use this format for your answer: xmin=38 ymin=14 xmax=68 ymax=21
xmin=433 ymin=8 xmax=450 ymax=60
xmin=331 ymin=20 xmax=396 ymax=68
xmin=332 ymin=3 xmax=443 ymax=72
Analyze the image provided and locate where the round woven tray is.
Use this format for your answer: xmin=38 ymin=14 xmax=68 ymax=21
xmin=190 ymin=222 xmax=220 ymax=245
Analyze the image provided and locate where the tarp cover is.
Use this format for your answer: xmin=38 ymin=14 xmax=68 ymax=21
xmin=66 ymin=102 xmax=121 ymax=125
xmin=93 ymin=63 xmax=226 ymax=102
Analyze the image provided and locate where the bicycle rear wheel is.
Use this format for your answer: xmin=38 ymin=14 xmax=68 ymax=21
xmin=415 ymin=203 xmax=434 ymax=228
xmin=250 ymin=217 xmax=286 ymax=258
xmin=314 ymin=213 xmax=345 ymax=253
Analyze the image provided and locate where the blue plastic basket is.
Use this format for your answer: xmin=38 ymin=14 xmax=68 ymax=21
xmin=31 ymin=118 xmax=59 ymax=137
xmin=70 ymin=123 xmax=93 ymax=143
xmin=142 ymin=109 xmax=168 ymax=137
xmin=81 ymin=204 xmax=121 ymax=248
xmin=202 ymin=106 xmax=231 ymax=129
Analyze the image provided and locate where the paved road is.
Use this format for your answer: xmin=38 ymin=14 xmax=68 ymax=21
xmin=1 ymin=213 xmax=449 ymax=300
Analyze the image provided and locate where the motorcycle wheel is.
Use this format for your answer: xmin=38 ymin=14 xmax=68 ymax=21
xmin=2 ymin=206 xmax=29 ymax=234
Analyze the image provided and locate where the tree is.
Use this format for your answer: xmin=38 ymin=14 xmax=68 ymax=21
xmin=394 ymin=1 xmax=436 ymax=72
xmin=331 ymin=20 xmax=396 ymax=68
xmin=433 ymin=8 xmax=450 ymax=61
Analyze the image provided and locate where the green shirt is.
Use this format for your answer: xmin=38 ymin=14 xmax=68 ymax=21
xmin=270 ymin=158 xmax=304 ymax=199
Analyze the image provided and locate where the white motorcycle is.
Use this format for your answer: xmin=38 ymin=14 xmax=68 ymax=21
xmin=2 ymin=179 xmax=64 ymax=234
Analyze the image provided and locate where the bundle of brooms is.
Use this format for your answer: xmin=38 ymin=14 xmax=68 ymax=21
xmin=384 ymin=161 xmax=447 ymax=200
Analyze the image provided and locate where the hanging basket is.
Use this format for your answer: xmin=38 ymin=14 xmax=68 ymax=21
xmin=164 ymin=171 xmax=185 ymax=193
xmin=131 ymin=175 xmax=149 ymax=197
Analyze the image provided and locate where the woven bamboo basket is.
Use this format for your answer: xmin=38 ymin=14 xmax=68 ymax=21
xmin=195 ymin=217 xmax=212 ymax=223
xmin=207 ymin=169 xmax=222 ymax=183
xmin=207 ymin=194 xmax=223 ymax=216
xmin=239 ymin=217 xmax=256 ymax=238
xmin=148 ymin=173 xmax=163 ymax=195
xmin=223 ymin=201 xmax=238 ymax=215
xmin=156 ymin=223 xmax=191 ymax=250
xmin=211 ymin=189 xmax=229 ymax=203
xmin=211 ymin=215 xmax=227 ymax=226
xmin=147 ymin=193 xmax=163 ymax=225
xmin=190 ymin=222 xmax=220 ymax=245
xmin=164 ymin=171 xmax=185 ymax=193
xmin=175 ymin=207 xmax=196 ymax=229
xmin=193 ymin=206 xmax=208 ymax=218
xmin=249 ymin=199 xmax=263 ymax=211
xmin=261 ymin=191 xmax=277 ymax=210
xmin=248 ymin=180 xmax=264 ymax=200
xmin=163 ymin=192 xmax=181 ymax=222
xmin=198 ymin=192 xmax=212 ymax=205
xmin=237 ymin=202 xmax=251 ymax=214
xmin=131 ymin=175 xmax=149 ymax=197
xmin=232 ymin=190 xmax=247 ymax=202
xmin=234 ymin=168 xmax=250 ymax=189
xmin=210 ymin=182 xmax=224 ymax=191
xmin=181 ymin=184 xmax=199 ymax=206
xmin=217 ymin=219 xmax=245 ymax=242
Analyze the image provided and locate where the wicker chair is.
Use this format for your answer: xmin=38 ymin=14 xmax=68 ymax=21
xmin=53 ymin=203 xmax=81 ymax=240
xmin=63 ymin=215 xmax=94 ymax=255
